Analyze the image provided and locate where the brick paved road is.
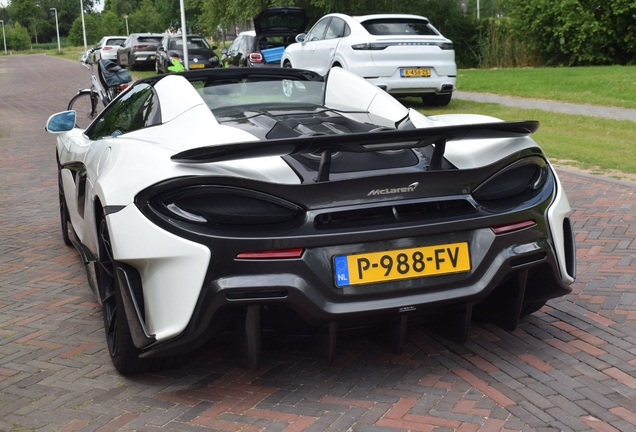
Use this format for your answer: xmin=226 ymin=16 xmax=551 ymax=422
xmin=1 ymin=54 xmax=636 ymax=432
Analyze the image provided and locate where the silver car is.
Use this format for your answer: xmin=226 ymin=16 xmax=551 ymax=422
xmin=117 ymin=33 xmax=164 ymax=70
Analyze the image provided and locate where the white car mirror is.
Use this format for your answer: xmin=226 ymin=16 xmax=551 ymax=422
xmin=45 ymin=111 xmax=76 ymax=133
xmin=295 ymin=33 xmax=306 ymax=43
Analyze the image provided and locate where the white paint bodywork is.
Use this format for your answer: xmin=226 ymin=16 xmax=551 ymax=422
xmin=547 ymin=168 xmax=575 ymax=284
xmin=107 ymin=205 xmax=211 ymax=339
xmin=52 ymin=70 xmax=571 ymax=343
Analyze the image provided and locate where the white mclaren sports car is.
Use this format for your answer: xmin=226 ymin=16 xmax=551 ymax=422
xmin=46 ymin=67 xmax=576 ymax=373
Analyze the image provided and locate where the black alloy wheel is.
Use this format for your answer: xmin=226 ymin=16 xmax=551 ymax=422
xmin=97 ymin=217 xmax=119 ymax=359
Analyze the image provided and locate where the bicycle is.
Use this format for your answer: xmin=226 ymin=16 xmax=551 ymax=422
xmin=68 ymin=47 xmax=132 ymax=129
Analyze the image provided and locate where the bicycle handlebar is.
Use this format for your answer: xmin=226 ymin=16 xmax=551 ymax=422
xmin=78 ymin=47 xmax=98 ymax=66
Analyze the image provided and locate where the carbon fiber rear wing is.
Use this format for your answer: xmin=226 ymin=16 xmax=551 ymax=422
xmin=171 ymin=120 xmax=539 ymax=182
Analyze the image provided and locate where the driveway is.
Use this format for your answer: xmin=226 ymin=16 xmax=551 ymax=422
xmin=1 ymin=54 xmax=636 ymax=432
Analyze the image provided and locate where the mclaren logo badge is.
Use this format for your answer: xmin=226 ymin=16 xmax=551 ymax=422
xmin=367 ymin=182 xmax=419 ymax=196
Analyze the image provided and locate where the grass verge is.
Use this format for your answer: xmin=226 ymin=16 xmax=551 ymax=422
xmin=457 ymin=66 xmax=636 ymax=109
xmin=405 ymin=98 xmax=636 ymax=179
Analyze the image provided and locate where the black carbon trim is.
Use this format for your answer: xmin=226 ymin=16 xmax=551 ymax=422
xmin=171 ymin=121 xmax=540 ymax=164
xmin=103 ymin=205 xmax=126 ymax=216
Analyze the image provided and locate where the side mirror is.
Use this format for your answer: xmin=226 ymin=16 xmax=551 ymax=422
xmin=46 ymin=111 xmax=76 ymax=133
xmin=295 ymin=33 xmax=306 ymax=43
xmin=211 ymin=45 xmax=218 ymax=50
xmin=220 ymin=48 xmax=228 ymax=54
xmin=158 ymin=46 xmax=165 ymax=51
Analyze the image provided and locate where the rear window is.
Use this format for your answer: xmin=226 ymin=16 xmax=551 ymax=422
xmin=106 ymin=38 xmax=126 ymax=45
xmin=138 ymin=37 xmax=162 ymax=44
xmin=361 ymin=19 xmax=439 ymax=36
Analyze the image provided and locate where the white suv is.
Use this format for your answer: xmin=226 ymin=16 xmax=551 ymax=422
xmin=282 ymin=14 xmax=456 ymax=106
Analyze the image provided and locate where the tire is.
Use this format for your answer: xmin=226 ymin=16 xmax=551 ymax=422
xmin=58 ymin=169 xmax=72 ymax=247
xmin=421 ymin=93 xmax=452 ymax=107
xmin=68 ymin=91 xmax=102 ymax=129
xmin=128 ymin=56 xmax=136 ymax=71
xmin=283 ymin=61 xmax=292 ymax=69
xmin=95 ymin=215 xmax=182 ymax=374
xmin=155 ymin=59 xmax=161 ymax=74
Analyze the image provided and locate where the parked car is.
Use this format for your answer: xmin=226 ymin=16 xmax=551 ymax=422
xmin=117 ymin=33 xmax=164 ymax=70
xmin=282 ymin=13 xmax=457 ymax=106
xmin=221 ymin=6 xmax=309 ymax=67
xmin=94 ymin=36 xmax=127 ymax=62
xmin=46 ymin=66 xmax=575 ymax=373
xmin=155 ymin=35 xmax=220 ymax=74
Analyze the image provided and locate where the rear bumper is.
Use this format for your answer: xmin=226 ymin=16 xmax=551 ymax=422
xmin=123 ymin=164 xmax=574 ymax=359
xmin=132 ymin=51 xmax=157 ymax=65
xmin=367 ymin=74 xmax=456 ymax=96
xmin=137 ymin=216 xmax=572 ymax=358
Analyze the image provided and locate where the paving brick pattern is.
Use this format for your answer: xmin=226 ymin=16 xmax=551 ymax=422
xmin=1 ymin=55 xmax=635 ymax=432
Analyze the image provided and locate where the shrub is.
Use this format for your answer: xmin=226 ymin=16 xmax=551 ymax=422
xmin=6 ymin=22 xmax=32 ymax=51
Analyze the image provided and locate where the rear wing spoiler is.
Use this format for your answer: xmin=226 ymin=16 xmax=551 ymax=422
xmin=171 ymin=120 xmax=539 ymax=182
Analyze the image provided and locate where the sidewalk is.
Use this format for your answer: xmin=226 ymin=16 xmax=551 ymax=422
xmin=454 ymin=90 xmax=636 ymax=122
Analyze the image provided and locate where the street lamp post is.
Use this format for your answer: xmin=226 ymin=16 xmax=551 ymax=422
xmin=50 ymin=8 xmax=61 ymax=52
xmin=179 ymin=0 xmax=188 ymax=70
xmin=79 ymin=0 xmax=87 ymax=52
xmin=124 ymin=15 xmax=129 ymax=36
xmin=1 ymin=20 xmax=6 ymax=55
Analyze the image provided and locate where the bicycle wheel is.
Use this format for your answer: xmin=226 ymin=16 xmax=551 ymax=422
xmin=68 ymin=91 xmax=102 ymax=129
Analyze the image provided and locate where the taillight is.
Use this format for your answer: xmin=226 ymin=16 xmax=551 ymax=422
xmin=351 ymin=43 xmax=389 ymax=50
xmin=151 ymin=185 xmax=303 ymax=225
xmin=171 ymin=55 xmax=180 ymax=60
xmin=248 ymin=52 xmax=263 ymax=63
xmin=103 ymin=47 xmax=112 ymax=51
xmin=132 ymin=44 xmax=148 ymax=49
xmin=236 ymin=248 xmax=304 ymax=259
xmin=472 ymin=158 xmax=548 ymax=202
xmin=118 ymin=83 xmax=129 ymax=90
xmin=491 ymin=220 xmax=536 ymax=235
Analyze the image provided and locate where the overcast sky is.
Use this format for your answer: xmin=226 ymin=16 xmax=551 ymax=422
xmin=0 ymin=0 xmax=103 ymax=11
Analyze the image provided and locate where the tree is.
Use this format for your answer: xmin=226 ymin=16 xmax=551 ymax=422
xmin=100 ymin=9 xmax=124 ymax=35
xmin=501 ymin=0 xmax=635 ymax=65
xmin=68 ymin=12 xmax=100 ymax=45
xmin=6 ymin=22 xmax=32 ymax=49
xmin=127 ymin=0 xmax=162 ymax=33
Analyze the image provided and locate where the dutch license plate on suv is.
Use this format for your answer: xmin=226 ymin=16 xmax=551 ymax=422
xmin=190 ymin=63 xmax=205 ymax=69
xmin=333 ymin=242 xmax=470 ymax=287
xmin=400 ymin=68 xmax=431 ymax=78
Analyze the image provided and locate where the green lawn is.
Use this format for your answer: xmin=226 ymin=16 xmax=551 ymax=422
xmin=457 ymin=66 xmax=636 ymax=108
xmin=403 ymin=97 xmax=636 ymax=177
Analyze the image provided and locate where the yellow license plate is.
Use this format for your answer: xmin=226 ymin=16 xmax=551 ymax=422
xmin=334 ymin=242 xmax=470 ymax=287
xmin=401 ymin=68 xmax=431 ymax=78
xmin=190 ymin=63 xmax=205 ymax=69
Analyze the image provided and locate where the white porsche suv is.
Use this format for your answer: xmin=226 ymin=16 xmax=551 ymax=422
xmin=282 ymin=13 xmax=457 ymax=106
